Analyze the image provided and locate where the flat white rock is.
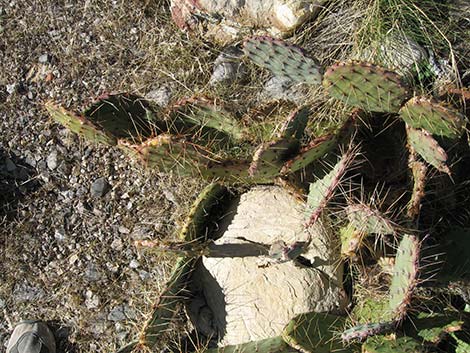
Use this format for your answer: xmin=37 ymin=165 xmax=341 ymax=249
xmin=191 ymin=186 xmax=347 ymax=346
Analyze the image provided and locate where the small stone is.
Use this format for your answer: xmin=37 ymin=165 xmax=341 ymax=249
xmin=6 ymin=83 xmax=16 ymax=94
xmin=39 ymin=53 xmax=50 ymax=63
xmin=209 ymin=46 xmax=246 ymax=85
xmin=139 ymin=270 xmax=150 ymax=281
xmin=90 ymin=177 xmax=110 ymax=197
xmin=0 ymin=298 xmax=5 ymax=308
xmin=111 ymin=238 xmax=123 ymax=251
xmin=47 ymin=150 xmax=59 ymax=170
xmin=108 ymin=305 xmax=126 ymax=322
xmin=54 ymin=229 xmax=66 ymax=242
xmin=69 ymin=254 xmax=79 ymax=265
xmin=129 ymin=259 xmax=140 ymax=269
xmin=85 ymin=290 xmax=100 ymax=309
xmin=118 ymin=226 xmax=130 ymax=234
xmin=146 ymin=86 xmax=172 ymax=107
xmin=84 ymin=262 xmax=103 ymax=282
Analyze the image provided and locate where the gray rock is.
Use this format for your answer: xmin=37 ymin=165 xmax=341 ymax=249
xmin=84 ymin=262 xmax=103 ymax=282
xmin=6 ymin=83 xmax=16 ymax=94
xmin=90 ymin=177 xmax=110 ymax=197
xmin=111 ymin=238 xmax=123 ymax=251
xmin=129 ymin=259 xmax=140 ymax=269
xmin=209 ymin=47 xmax=246 ymax=85
xmin=261 ymin=76 xmax=310 ymax=104
xmin=108 ymin=304 xmax=136 ymax=321
xmin=39 ymin=53 xmax=50 ymax=63
xmin=46 ymin=150 xmax=59 ymax=170
xmin=85 ymin=290 xmax=100 ymax=309
xmin=146 ymin=86 xmax=172 ymax=107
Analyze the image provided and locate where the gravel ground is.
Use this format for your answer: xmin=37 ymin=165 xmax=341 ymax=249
xmin=0 ymin=1 xmax=206 ymax=352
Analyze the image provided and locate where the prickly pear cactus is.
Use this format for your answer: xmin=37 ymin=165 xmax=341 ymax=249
xmin=45 ymin=101 xmax=118 ymax=146
xmin=400 ymin=96 xmax=464 ymax=139
xmin=323 ymin=61 xmax=409 ymax=113
xmin=362 ymin=335 xmax=424 ymax=353
xmin=406 ymin=127 xmax=450 ymax=175
xmin=305 ymin=148 xmax=356 ymax=226
xmin=205 ymin=337 xmax=296 ymax=353
xmin=346 ymin=203 xmax=396 ymax=236
xmin=243 ymin=36 xmax=323 ymax=85
xmin=282 ymin=312 xmax=356 ymax=353
xmin=407 ymin=158 xmax=427 ymax=219
xmin=341 ymin=321 xmax=394 ymax=343
xmin=388 ymin=234 xmax=420 ymax=321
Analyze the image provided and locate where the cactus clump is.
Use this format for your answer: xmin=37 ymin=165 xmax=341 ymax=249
xmin=243 ymin=36 xmax=323 ymax=85
xmin=400 ymin=96 xmax=465 ymax=139
xmin=323 ymin=61 xmax=409 ymax=113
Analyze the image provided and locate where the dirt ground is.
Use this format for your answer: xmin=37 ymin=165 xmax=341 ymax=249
xmin=0 ymin=1 xmax=209 ymax=352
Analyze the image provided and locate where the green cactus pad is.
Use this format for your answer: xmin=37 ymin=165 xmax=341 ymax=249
xmin=340 ymin=224 xmax=366 ymax=257
xmin=388 ymin=234 xmax=420 ymax=320
xmin=407 ymin=127 xmax=450 ymax=175
xmin=84 ymin=93 xmax=154 ymax=142
xmin=139 ymin=256 xmax=195 ymax=347
xmin=282 ymin=312 xmax=355 ymax=353
xmin=249 ymin=139 xmax=300 ymax=179
xmin=362 ymin=336 xmax=424 ymax=353
xmin=341 ymin=322 xmax=394 ymax=342
xmin=351 ymin=298 xmax=392 ymax=324
xmin=279 ymin=107 xmax=310 ymax=140
xmin=399 ymin=96 xmax=464 ymax=138
xmin=412 ymin=311 xmax=465 ymax=344
xmin=119 ymin=134 xmax=210 ymax=176
xmin=167 ymin=97 xmax=246 ymax=143
xmin=179 ymin=183 xmax=229 ymax=241
xmin=407 ymin=160 xmax=427 ymax=219
xmin=243 ymin=36 xmax=323 ymax=85
xmin=45 ymin=101 xmax=117 ymax=145
xmin=323 ymin=61 xmax=409 ymax=113
xmin=206 ymin=337 xmax=296 ymax=353
xmin=281 ymin=134 xmax=338 ymax=175
xmin=201 ymin=159 xmax=252 ymax=182
xmin=305 ymin=149 xmax=356 ymax=226
xmin=451 ymin=332 xmax=470 ymax=353
xmin=346 ymin=204 xmax=396 ymax=236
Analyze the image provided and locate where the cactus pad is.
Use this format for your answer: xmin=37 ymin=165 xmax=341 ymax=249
xmin=362 ymin=336 xmax=424 ymax=353
xmin=84 ymin=93 xmax=154 ymax=142
xmin=407 ymin=160 xmax=427 ymax=219
xmin=205 ymin=337 xmax=295 ymax=353
xmin=412 ymin=311 xmax=465 ymax=344
xmin=119 ymin=134 xmax=210 ymax=176
xmin=346 ymin=204 xmax=396 ymax=236
xmin=341 ymin=322 xmax=394 ymax=342
xmin=179 ymin=183 xmax=229 ymax=241
xmin=407 ymin=127 xmax=450 ymax=175
xmin=249 ymin=139 xmax=300 ymax=179
xmin=167 ymin=97 xmax=246 ymax=143
xmin=282 ymin=312 xmax=354 ymax=353
xmin=399 ymin=96 xmax=464 ymax=138
xmin=323 ymin=61 xmax=409 ymax=113
xmin=281 ymin=134 xmax=338 ymax=175
xmin=388 ymin=234 xmax=420 ymax=320
xmin=201 ymin=159 xmax=252 ymax=182
xmin=305 ymin=149 xmax=356 ymax=227
xmin=279 ymin=107 xmax=310 ymax=140
xmin=139 ymin=256 xmax=195 ymax=347
xmin=243 ymin=36 xmax=323 ymax=85
xmin=340 ymin=224 xmax=366 ymax=257
xmin=45 ymin=101 xmax=117 ymax=145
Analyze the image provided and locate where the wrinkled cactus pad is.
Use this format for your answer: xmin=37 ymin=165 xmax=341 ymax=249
xmin=323 ymin=61 xmax=409 ymax=112
xmin=243 ymin=36 xmax=323 ymax=85
xmin=400 ymin=96 xmax=464 ymax=139
xmin=407 ymin=127 xmax=450 ymax=175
